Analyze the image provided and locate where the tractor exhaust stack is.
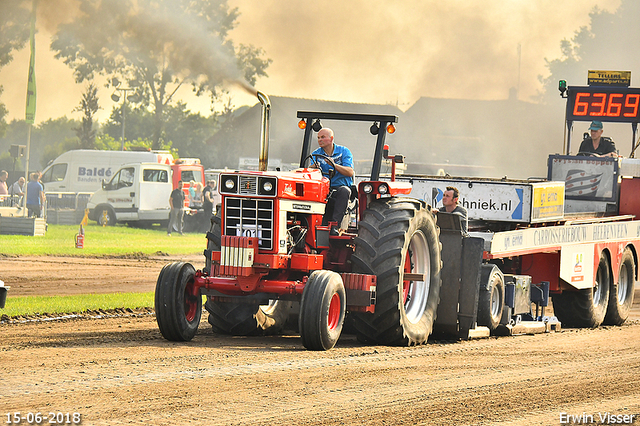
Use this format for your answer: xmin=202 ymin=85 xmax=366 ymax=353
xmin=257 ymin=91 xmax=271 ymax=172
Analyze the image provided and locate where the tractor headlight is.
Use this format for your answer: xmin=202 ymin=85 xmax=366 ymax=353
xmin=378 ymin=183 xmax=389 ymax=195
xmin=258 ymin=177 xmax=277 ymax=196
xmin=220 ymin=175 xmax=238 ymax=193
xmin=362 ymin=183 xmax=373 ymax=194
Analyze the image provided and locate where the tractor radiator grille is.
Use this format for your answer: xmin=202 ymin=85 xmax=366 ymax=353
xmin=224 ymin=197 xmax=274 ymax=251
xmin=239 ymin=176 xmax=258 ymax=195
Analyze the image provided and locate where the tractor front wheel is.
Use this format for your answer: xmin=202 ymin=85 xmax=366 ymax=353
xmin=155 ymin=262 xmax=202 ymax=341
xmin=299 ymin=270 xmax=346 ymax=351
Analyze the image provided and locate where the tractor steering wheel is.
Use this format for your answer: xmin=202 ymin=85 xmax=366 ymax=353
xmin=304 ymin=153 xmax=336 ymax=179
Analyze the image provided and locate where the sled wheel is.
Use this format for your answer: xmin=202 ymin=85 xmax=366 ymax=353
xmin=299 ymin=270 xmax=346 ymax=351
xmin=351 ymin=198 xmax=442 ymax=346
xmin=155 ymin=262 xmax=202 ymax=341
xmin=553 ymin=251 xmax=611 ymax=328
xmin=604 ymin=247 xmax=636 ymax=325
xmin=477 ymin=265 xmax=505 ymax=330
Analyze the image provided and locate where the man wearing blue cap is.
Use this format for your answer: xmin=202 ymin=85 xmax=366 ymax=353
xmin=577 ymin=121 xmax=618 ymax=158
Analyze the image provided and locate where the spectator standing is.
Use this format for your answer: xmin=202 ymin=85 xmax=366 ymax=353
xmin=0 ymin=170 xmax=8 ymax=196
xmin=192 ymin=182 xmax=204 ymax=208
xmin=26 ymin=172 xmax=45 ymax=218
xmin=10 ymin=176 xmax=25 ymax=206
xmin=188 ymin=180 xmax=197 ymax=207
xmin=167 ymin=180 xmax=185 ymax=236
xmin=202 ymin=180 xmax=214 ymax=218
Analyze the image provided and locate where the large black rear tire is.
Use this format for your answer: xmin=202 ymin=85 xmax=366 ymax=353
xmin=351 ymin=198 xmax=442 ymax=346
xmin=552 ymin=251 xmax=611 ymax=328
xmin=604 ymin=247 xmax=635 ymax=325
xmin=155 ymin=262 xmax=202 ymax=341
xmin=299 ymin=270 xmax=346 ymax=351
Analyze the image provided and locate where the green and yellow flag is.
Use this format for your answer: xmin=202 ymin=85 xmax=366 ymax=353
xmin=25 ymin=0 xmax=37 ymax=124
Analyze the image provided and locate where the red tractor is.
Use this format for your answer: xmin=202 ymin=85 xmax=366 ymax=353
xmin=155 ymin=93 xmax=444 ymax=350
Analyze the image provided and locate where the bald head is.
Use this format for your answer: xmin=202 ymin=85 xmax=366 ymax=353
xmin=317 ymin=128 xmax=334 ymax=154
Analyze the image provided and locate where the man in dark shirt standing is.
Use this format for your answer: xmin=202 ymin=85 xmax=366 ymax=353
xmin=433 ymin=186 xmax=468 ymax=234
xmin=577 ymin=121 xmax=618 ymax=158
xmin=168 ymin=180 xmax=185 ymax=236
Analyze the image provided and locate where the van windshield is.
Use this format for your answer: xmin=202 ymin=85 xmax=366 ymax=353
xmin=41 ymin=164 xmax=68 ymax=183
xmin=143 ymin=169 xmax=168 ymax=183
xmin=181 ymin=169 xmax=202 ymax=184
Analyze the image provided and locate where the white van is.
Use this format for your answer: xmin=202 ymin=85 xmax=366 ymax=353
xmin=86 ymin=161 xmax=205 ymax=226
xmin=41 ymin=149 xmax=174 ymax=194
xmin=87 ymin=162 xmax=173 ymax=226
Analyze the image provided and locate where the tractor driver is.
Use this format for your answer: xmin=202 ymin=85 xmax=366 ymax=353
xmin=577 ymin=121 xmax=618 ymax=158
xmin=311 ymin=128 xmax=355 ymax=235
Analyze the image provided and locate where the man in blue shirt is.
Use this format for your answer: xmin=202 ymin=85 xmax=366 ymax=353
xmin=311 ymin=128 xmax=355 ymax=235
xmin=26 ymin=172 xmax=45 ymax=218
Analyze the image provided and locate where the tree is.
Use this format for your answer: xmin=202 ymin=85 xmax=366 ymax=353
xmin=0 ymin=1 xmax=31 ymax=125
xmin=0 ymin=1 xmax=30 ymax=69
xmin=539 ymin=0 xmax=640 ymax=103
xmin=0 ymin=87 xmax=8 ymax=138
xmin=51 ymin=0 xmax=271 ymax=150
xmin=73 ymin=83 xmax=100 ymax=149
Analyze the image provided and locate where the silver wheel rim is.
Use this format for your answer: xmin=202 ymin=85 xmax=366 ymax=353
xmin=593 ymin=259 xmax=606 ymax=307
xmin=618 ymin=263 xmax=631 ymax=305
xmin=404 ymin=230 xmax=431 ymax=324
xmin=490 ymin=279 xmax=501 ymax=318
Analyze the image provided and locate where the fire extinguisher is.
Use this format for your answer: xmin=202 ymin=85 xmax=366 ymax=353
xmin=75 ymin=224 xmax=85 ymax=249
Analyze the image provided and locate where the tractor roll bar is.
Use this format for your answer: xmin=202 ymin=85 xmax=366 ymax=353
xmin=297 ymin=111 xmax=399 ymax=181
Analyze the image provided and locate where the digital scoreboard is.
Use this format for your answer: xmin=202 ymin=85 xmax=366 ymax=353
xmin=566 ymin=86 xmax=640 ymax=123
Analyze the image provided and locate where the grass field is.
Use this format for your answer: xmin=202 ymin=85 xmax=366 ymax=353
xmin=2 ymin=292 xmax=155 ymax=317
xmin=0 ymin=223 xmax=206 ymax=256
xmin=1 ymin=224 xmax=206 ymax=317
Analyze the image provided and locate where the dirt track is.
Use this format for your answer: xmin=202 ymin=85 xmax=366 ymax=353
xmin=1 ymin=255 xmax=640 ymax=425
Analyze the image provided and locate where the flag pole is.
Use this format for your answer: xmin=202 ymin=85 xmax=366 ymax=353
xmin=23 ymin=0 xmax=38 ymax=217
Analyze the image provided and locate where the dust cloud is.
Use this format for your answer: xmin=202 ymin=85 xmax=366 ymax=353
xmin=2 ymin=0 xmax=638 ymax=178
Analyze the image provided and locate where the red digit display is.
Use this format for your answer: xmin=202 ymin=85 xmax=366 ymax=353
xmin=623 ymin=94 xmax=639 ymax=117
xmin=591 ymin=92 xmax=606 ymax=116
xmin=606 ymin=93 xmax=623 ymax=116
xmin=567 ymin=86 xmax=640 ymax=123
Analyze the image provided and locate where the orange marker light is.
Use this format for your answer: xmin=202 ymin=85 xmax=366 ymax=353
xmin=386 ymin=123 xmax=396 ymax=134
xmin=298 ymin=119 xmax=307 ymax=129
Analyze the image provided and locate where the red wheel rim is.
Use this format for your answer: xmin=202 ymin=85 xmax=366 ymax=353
xmin=184 ymin=280 xmax=198 ymax=322
xmin=327 ymin=293 xmax=341 ymax=330
xmin=402 ymin=254 xmax=412 ymax=303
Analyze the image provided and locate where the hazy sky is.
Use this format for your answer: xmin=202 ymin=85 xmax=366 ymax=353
xmin=0 ymin=0 xmax=622 ymax=124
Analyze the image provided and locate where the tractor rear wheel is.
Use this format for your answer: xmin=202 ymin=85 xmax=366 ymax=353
xmin=604 ymin=247 xmax=635 ymax=325
xmin=552 ymin=251 xmax=611 ymax=327
xmin=299 ymin=270 xmax=346 ymax=350
xmin=155 ymin=262 xmax=202 ymax=341
xmin=351 ymin=198 xmax=442 ymax=346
